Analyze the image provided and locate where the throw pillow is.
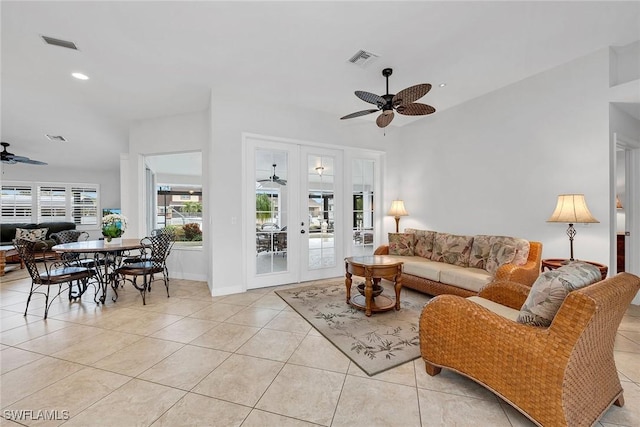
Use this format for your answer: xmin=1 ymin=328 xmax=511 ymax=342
xmin=490 ymin=236 xmax=530 ymax=266
xmin=430 ymin=232 xmax=474 ymax=267
xmin=15 ymin=228 xmax=49 ymax=242
xmin=485 ymin=243 xmax=516 ymax=275
xmin=468 ymin=235 xmax=492 ymax=269
xmin=517 ymin=261 xmax=601 ymax=327
xmin=388 ymin=233 xmax=415 ymax=256
xmin=405 ymin=229 xmax=436 ymax=258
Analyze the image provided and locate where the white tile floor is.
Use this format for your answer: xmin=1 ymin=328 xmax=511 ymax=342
xmin=0 ymin=272 xmax=639 ymax=426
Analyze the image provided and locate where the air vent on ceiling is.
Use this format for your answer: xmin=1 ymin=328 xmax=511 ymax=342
xmin=45 ymin=134 xmax=67 ymax=142
xmin=41 ymin=35 xmax=78 ymax=50
xmin=348 ymin=50 xmax=379 ymax=67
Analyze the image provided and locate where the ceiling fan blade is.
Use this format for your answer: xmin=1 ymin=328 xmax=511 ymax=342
xmin=376 ymin=112 xmax=394 ymax=128
xmin=392 ymin=84 xmax=431 ymax=107
xmin=1 ymin=158 xmax=17 ymax=164
xmin=396 ymin=103 xmax=436 ymax=116
xmin=16 ymin=158 xmax=48 ymax=165
xmin=355 ymin=91 xmax=385 ymax=106
xmin=340 ymin=109 xmax=379 ymax=120
xmin=275 ymin=179 xmax=287 ymax=186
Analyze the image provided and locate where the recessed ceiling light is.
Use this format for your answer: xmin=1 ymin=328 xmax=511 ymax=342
xmin=71 ymin=72 xmax=89 ymax=80
xmin=439 ymin=83 xmax=447 ymax=88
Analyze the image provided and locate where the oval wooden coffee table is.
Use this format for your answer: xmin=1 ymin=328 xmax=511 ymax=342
xmin=345 ymin=256 xmax=403 ymax=317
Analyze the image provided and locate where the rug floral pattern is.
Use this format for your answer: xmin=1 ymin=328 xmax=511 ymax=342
xmin=276 ymin=281 xmax=431 ymax=376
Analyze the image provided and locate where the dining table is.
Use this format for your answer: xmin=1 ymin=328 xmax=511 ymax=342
xmin=52 ymin=238 xmax=144 ymax=304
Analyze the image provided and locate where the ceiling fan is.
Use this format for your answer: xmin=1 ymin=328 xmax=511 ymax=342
xmin=1 ymin=142 xmax=47 ymax=165
xmin=257 ymin=164 xmax=287 ymax=186
xmin=340 ymin=68 xmax=436 ymax=128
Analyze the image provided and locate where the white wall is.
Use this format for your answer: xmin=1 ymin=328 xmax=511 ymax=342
xmin=394 ymin=48 xmax=612 ymax=266
xmin=209 ymin=97 xmax=393 ymax=295
xmin=125 ymin=109 xmax=209 ymax=282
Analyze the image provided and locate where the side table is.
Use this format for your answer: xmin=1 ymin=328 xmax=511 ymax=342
xmin=345 ymin=256 xmax=403 ymax=317
xmin=541 ymin=258 xmax=608 ymax=281
xmin=0 ymin=245 xmax=23 ymax=277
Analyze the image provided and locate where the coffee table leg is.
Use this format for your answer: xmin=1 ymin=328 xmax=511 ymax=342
xmin=364 ymin=273 xmax=372 ymax=317
xmin=345 ymin=270 xmax=352 ymax=304
xmin=394 ymin=269 xmax=402 ymax=310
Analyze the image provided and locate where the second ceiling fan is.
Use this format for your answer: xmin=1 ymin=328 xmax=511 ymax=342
xmin=340 ymin=68 xmax=436 ymax=128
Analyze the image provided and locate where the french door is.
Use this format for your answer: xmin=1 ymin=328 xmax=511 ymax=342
xmin=244 ymin=136 xmax=344 ymax=289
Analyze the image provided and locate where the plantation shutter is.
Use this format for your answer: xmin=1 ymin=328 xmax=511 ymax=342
xmin=38 ymin=186 xmax=67 ymax=222
xmin=1 ymin=185 xmax=33 ymax=223
xmin=71 ymin=186 xmax=98 ymax=225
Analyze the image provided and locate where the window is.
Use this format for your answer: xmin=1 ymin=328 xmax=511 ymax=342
xmin=38 ymin=186 xmax=66 ymax=222
xmin=72 ymin=186 xmax=98 ymax=225
xmin=0 ymin=185 xmax=32 ymax=223
xmin=1 ymin=181 xmax=99 ymax=227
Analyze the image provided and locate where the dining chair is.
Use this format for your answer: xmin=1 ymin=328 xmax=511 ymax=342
xmin=51 ymin=229 xmax=103 ymax=269
xmin=14 ymin=238 xmax=96 ymax=318
xmin=114 ymin=232 xmax=173 ymax=305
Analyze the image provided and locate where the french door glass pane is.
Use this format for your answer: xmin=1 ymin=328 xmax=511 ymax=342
xmin=256 ymin=149 xmax=288 ymax=275
xmin=352 ymin=159 xmax=375 ymax=256
xmin=307 ymin=154 xmax=335 ymax=270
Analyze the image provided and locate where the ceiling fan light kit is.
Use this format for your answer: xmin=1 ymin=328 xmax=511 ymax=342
xmin=1 ymin=142 xmax=48 ymax=165
xmin=341 ymin=68 xmax=436 ymax=128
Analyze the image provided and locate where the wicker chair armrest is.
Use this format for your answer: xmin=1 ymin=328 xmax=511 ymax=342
xmin=419 ymin=294 xmax=584 ymax=405
xmin=420 ymin=295 xmax=555 ymax=366
xmin=373 ymin=245 xmax=389 ymax=255
xmin=478 ymin=280 xmax=530 ymax=310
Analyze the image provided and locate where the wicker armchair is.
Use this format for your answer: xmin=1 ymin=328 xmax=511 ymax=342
xmin=419 ymin=273 xmax=640 ymax=427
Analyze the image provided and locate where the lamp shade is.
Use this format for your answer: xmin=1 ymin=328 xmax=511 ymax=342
xmin=547 ymin=194 xmax=599 ymax=224
xmin=388 ymin=200 xmax=408 ymax=217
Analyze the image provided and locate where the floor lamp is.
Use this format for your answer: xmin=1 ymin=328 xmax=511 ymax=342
xmin=388 ymin=200 xmax=408 ymax=233
xmin=547 ymin=194 xmax=599 ymax=261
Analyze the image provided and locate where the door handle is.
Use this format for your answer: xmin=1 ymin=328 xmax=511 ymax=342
xmin=301 ymin=229 xmax=306 ymax=234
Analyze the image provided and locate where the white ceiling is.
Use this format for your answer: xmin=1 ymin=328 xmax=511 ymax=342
xmin=2 ymin=1 xmax=639 ymax=171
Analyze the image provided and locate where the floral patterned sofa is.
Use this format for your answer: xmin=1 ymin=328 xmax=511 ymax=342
xmin=373 ymin=229 xmax=543 ymax=297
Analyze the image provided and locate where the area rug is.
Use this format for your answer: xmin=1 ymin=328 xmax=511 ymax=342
xmin=276 ymin=280 xmax=431 ymax=376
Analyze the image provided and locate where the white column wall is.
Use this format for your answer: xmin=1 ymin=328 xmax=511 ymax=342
xmin=125 ymin=109 xmax=210 ymax=283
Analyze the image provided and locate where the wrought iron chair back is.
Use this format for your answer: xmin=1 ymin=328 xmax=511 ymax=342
xmin=14 ymin=238 xmax=95 ymax=318
xmin=14 ymin=239 xmax=47 ymax=285
xmin=114 ymin=231 xmax=174 ymax=305
xmin=50 ymin=230 xmax=84 ymax=244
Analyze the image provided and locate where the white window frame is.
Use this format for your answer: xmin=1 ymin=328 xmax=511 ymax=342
xmin=1 ymin=180 xmax=100 ymax=229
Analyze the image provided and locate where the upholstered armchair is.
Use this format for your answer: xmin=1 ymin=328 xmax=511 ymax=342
xmin=419 ymin=273 xmax=640 ymax=427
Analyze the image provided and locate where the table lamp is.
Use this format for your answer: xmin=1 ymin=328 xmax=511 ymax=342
xmin=547 ymin=194 xmax=599 ymax=261
xmin=388 ymin=200 xmax=408 ymax=233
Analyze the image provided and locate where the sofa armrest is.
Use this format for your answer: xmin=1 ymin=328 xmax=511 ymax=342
xmin=494 ymin=260 xmax=536 ymax=286
xmin=478 ymin=280 xmax=530 ymax=310
xmin=494 ymin=241 xmax=542 ymax=286
xmin=373 ymin=245 xmax=389 ymax=255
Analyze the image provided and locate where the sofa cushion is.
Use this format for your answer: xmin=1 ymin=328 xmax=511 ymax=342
xmin=490 ymin=236 xmax=530 ymax=266
xmin=405 ymin=229 xmax=436 ymax=259
xmin=469 ymin=235 xmax=492 ymax=269
xmin=388 ymin=233 xmax=415 ymax=256
xmin=485 ymin=243 xmax=517 ymax=276
xmin=517 ymin=261 xmax=601 ymax=327
xmin=431 ymin=233 xmax=474 ymax=267
xmin=467 ymin=296 xmax=520 ymax=321
xmin=440 ymin=267 xmax=493 ymax=293
xmin=15 ymin=227 xmax=48 ymax=242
